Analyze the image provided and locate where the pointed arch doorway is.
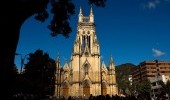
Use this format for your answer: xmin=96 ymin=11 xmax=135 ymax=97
xmin=102 ymin=82 xmax=107 ymax=95
xmin=83 ymin=80 xmax=90 ymax=97
xmin=63 ymin=82 xmax=69 ymax=97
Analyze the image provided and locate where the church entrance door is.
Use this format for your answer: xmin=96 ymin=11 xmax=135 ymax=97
xmin=63 ymin=84 xmax=69 ymax=97
xmin=83 ymin=80 xmax=90 ymax=97
xmin=102 ymin=82 xmax=107 ymax=95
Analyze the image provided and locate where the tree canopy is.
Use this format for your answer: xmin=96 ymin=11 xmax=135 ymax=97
xmin=159 ymin=80 xmax=170 ymax=97
xmin=115 ymin=63 xmax=136 ymax=94
xmin=14 ymin=49 xmax=56 ymax=99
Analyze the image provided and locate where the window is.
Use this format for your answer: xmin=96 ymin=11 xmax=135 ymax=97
xmin=82 ymin=35 xmax=85 ymax=50
xmin=83 ymin=17 xmax=89 ymax=22
xmin=64 ymin=72 xmax=68 ymax=79
xmin=84 ymin=64 xmax=89 ymax=74
xmin=87 ymin=36 xmax=90 ymax=49
xmin=87 ymin=31 xmax=90 ymax=34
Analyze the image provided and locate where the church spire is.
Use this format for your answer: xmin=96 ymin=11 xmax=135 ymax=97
xmin=108 ymin=54 xmax=115 ymax=74
xmin=89 ymin=5 xmax=94 ymax=23
xmin=56 ymin=53 xmax=60 ymax=62
xmin=109 ymin=55 xmax=115 ymax=69
xmin=56 ymin=53 xmax=60 ymax=71
xmin=101 ymin=60 xmax=106 ymax=69
xmin=79 ymin=6 xmax=82 ymax=15
xmin=90 ymin=5 xmax=93 ymax=16
xmin=78 ymin=6 xmax=83 ymax=22
xmin=110 ymin=55 xmax=113 ymax=63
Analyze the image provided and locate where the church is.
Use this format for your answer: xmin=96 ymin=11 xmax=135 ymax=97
xmin=54 ymin=7 xmax=117 ymax=98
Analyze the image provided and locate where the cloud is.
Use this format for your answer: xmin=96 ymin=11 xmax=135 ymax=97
xmin=152 ymin=48 xmax=165 ymax=57
xmin=142 ymin=0 xmax=160 ymax=9
xmin=148 ymin=2 xmax=156 ymax=9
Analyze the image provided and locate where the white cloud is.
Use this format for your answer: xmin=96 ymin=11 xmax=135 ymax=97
xmin=148 ymin=2 xmax=156 ymax=9
xmin=144 ymin=0 xmax=170 ymax=9
xmin=152 ymin=48 xmax=165 ymax=57
xmin=144 ymin=0 xmax=160 ymax=9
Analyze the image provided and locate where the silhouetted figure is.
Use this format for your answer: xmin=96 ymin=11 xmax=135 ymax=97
xmin=89 ymin=94 xmax=93 ymax=100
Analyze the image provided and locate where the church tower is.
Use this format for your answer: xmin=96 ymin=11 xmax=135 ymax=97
xmin=54 ymin=6 xmax=117 ymax=98
xmin=70 ymin=6 xmax=101 ymax=97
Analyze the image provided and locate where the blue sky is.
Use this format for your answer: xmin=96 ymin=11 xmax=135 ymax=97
xmin=15 ymin=0 xmax=170 ymax=70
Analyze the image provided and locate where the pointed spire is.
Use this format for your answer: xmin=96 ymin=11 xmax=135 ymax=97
xmin=56 ymin=53 xmax=60 ymax=70
xmin=110 ymin=54 xmax=113 ymax=63
xmin=79 ymin=5 xmax=82 ymax=15
xmin=101 ymin=60 xmax=106 ymax=69
xmin=78 ymin=5 xmax=83 ymax=22
xmin=90 ymin=4 xmax=93 ymax=16
xmin=56 ymin=52 xmax=60 ymax=62
xmin=89 ymin=5 xmax=94 ymax=23
xmin=109 ymin=54 xmax=115 ymax=70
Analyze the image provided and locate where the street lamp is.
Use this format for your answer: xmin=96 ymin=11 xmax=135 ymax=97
xmin=15 ymin=53 xmax=29 ymax=73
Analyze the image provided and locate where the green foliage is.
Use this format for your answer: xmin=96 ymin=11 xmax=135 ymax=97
xmin=159 ymin=80 xmax=170 ymax=96
xmin=23 ymin=49 xmax=56 ymax=97
xmin=134 ymin=79 xmax=151 ymax=94
xmin=115 ymin=63 xmax=151 ymax=95
xmin=167 ymin=80 xmax=170 ymax=95
xmin=16 ymin=0 xmax=106 ymax=38
xmin=115 ymin=63 xmax=136 ymax=94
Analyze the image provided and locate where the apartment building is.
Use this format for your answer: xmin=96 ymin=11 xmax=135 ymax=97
xmin=131 ymin=60 xmax=170 ymax=82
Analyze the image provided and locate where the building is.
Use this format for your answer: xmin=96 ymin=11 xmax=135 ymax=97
xmin=150 ymin=75 xmax=170 ymax=96
xmin=128 ymin=75 xmax=133 ymax=85
xmin=54 ymin=7 xmax=117 ymax=98
xmin=132 ymin=60 xmax=170 ymax=83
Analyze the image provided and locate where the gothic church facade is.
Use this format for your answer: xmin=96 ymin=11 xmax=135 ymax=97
xmin=55 ymin=7 xmax=117 ymax=98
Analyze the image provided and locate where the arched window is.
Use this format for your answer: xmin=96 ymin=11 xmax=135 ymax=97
xmin=87 ymin=36 xmax=90 ymax=49
xmin=87 ymin=31 xmax=90 ymax=34
xmin=82 ymin=35 xmax=85 ymax=50
xmin=84 ymin=64 xmax=88 ymax=74
xmin=64 ymin=71 xmax=68 ymax=79
xmin=83 ymin=31 xmax=85 ymax=34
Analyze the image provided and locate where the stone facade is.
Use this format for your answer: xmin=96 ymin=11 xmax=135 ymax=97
xmin=54 ymin=7 xmax=117 ymax=98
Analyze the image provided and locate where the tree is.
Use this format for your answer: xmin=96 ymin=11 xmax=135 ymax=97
xmin=115 ymin=63 xmax=136 ymax=95
xmin=0 ymin=0 xmax=106 ymax=98
xmin=159 ymin=80 xmax=170 ymax=98
xmin=15 ymin=49 xmax=56 ymax=99
xmin=135 ymin=79 xmax=151 ymax=94
xmin=134 ymin=79 xmax=151 ymax=100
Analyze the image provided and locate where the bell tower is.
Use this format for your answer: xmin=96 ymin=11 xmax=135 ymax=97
xmin=70 ymin=6 xmax=101 ymax=96
xmin=73 ymin=6 xmax=99 ymax=56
